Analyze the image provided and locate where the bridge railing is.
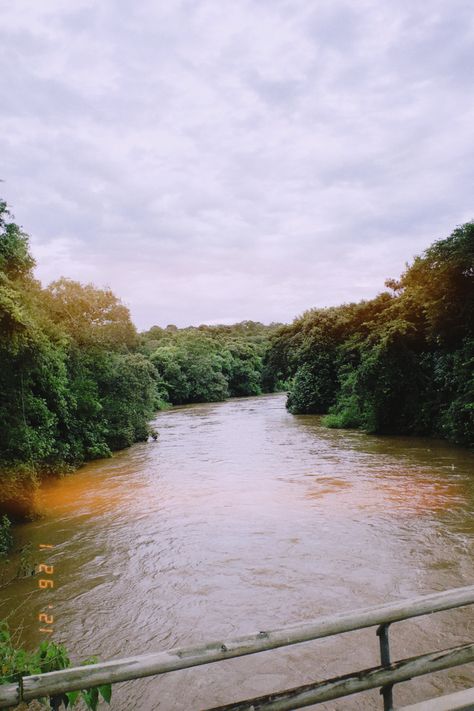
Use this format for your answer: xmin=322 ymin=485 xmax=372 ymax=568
xmin=1 ymin=585 xmax=474 ymax=709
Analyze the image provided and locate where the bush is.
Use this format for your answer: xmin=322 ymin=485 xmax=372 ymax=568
xmin=0 ymin=515 xmax=12 ymax=556
xmin=0 ymin=622 xmax=112 ymax=710
xmin=287 ymin=360 xmax=337 ymax=414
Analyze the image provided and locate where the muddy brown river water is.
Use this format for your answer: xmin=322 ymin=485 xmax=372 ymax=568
xmin=1 ymin=393 xmax=474 ymax=709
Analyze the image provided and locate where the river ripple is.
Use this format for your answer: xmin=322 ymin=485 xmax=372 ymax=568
xmin=1 ymin=393 xmax=474 ymax=709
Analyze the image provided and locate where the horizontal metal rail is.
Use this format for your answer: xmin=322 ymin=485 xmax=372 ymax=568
xmin=1 ymin=585 xmax=474 ymax=708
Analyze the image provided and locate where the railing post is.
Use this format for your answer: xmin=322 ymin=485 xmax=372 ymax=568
xmin=377 ymin=623 xmax=394 ymax=711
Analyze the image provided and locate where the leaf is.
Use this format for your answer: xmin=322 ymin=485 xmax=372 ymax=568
xmin=99 ymin=684 xmax=112 ymax=703
xmin=81 ymin=687 xmax=99 ymax=711
xmin=65 ymin=690 xmax=80 ymax=706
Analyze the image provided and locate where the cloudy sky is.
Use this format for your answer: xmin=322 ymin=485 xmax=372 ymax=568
xmin=1 ymin=0 xmax=472 ymax=329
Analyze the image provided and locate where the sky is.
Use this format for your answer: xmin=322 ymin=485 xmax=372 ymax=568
xmin=1 ymin=0 xmax=473 ymax=330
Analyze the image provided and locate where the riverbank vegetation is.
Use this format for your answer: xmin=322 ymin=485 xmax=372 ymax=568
xmin=1 ymin=197 xmax=472 ymax=522
xmin=266 ymin=222 xmax=474 ymax=447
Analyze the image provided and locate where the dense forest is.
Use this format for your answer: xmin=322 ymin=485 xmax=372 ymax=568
xmin=140 ymin=321 xmax=282 ymax=404
xmin=267 ymin=222 xmax=474 ymax=447
xmin=1 ymin=197 xmax=473 ymax=523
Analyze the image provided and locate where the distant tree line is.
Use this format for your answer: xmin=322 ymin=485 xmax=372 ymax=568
xmin=266 ymin=222 xmax=474 ymax=448
xmin=139 ymin=320 xmax=282 ymax=405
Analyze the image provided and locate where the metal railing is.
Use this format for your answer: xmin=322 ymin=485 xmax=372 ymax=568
xmin=1 ymin=585 xmax=474 ymax=709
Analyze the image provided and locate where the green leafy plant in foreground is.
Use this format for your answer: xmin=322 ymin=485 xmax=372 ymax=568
xmin=0 ymin=623 xmax=111 ymax=710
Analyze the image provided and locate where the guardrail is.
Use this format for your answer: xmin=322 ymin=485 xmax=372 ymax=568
xmin=1 ymin=585 xmax=474 ymax=709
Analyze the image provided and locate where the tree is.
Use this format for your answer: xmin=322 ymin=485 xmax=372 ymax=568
xmin=43 ymin=278 xmax=138 ymax=349
xmin=0 ymin=201 xmax=35 ymax=279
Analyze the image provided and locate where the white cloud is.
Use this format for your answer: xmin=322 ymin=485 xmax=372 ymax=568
xmin=0 ymin=0 xmax=472 ymax=328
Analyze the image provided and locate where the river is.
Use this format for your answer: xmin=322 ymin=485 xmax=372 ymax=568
xmin=1 ymin=393 xmax=474 ymax=710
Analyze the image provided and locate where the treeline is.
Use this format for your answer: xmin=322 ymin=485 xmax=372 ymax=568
xmin=139 ymin=321 xmax=282 ymax=405
xmin=266 ymin=222 xmax=474 ymax=447
xmin=0 ymin=199 xmax=280 ymax=518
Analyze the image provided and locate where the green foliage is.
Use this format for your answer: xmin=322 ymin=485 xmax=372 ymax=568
xmin=143 ymin=321 xmax=280 ymax=406
xmin=98 ymin=352 xmax=158 ymax=449
xmin=0 ymin=201 xmax=35 ymax=279
xmin=397 ymin=221 xmax=474 ymax=344
xmin=43 ymin=278 xmax=138 ymax=350
xmin=0 ymin=623 xmax=112 ymax=710
xmin=0 ymin=516 xmax=12 ymax=557
xmin=434 ymin=338 xmax=474 ymax=446
xmin=269 ymin=222 xmax=474 ymax=446
xmin=287 ymin=355 xmax=338 ymax=415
